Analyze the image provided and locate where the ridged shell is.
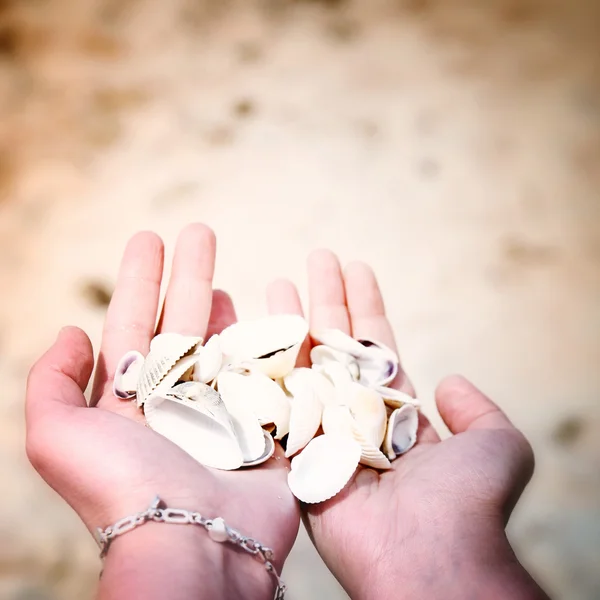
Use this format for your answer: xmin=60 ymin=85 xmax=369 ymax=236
xmin=384 ymin=404 xmax=418 ymax=460
xmin=113 ymin=350 xmax=144 ymax=399
xmin=141 ymin=353 xmax=200 ymax=406
xmin=283 ymin=368 xmax=324 ymax=457
xmin=136 ymin=335 xmax=202 ymax=406
xmin=219 ymin=315 xmax=308 ymax=378
xmin=241 ymin=430 xmax=276 ymax=467
xmin=322 ymin=405 xmax=391 ymax=470
xmin=217 ymin=370 xmax=291 ymax=440
xmin=375 ymin=386 xmax=421 ymax=409
xmin=340 ymin=382 xmax=387 ymax=448
xmin=144 ymin=390 xmax=243 ymax=470
xmin=192 ymin=334 xmax=223 ymax=384
xmin=287 ymin=434 xmax=361 ymax=504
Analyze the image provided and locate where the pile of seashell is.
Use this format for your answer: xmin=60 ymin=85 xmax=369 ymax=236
xmin=113 ymin=315 xmax=420 ymax=504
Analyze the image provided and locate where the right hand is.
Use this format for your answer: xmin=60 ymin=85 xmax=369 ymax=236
xmin=266 ymin=250 xmax=549 ymax=600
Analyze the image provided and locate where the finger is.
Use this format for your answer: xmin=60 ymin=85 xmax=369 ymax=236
xmin=206 ymin=290 xmax=237 ymax=338
xmin=343 ymin=261 xmax=396 ymax=350
xmin=158 ymin=223 xmax=216 ymax=337
xmin=343 ymin=262 xmax=439 ymax=443
xmin=307 ymin=249 xmax=351 ymax=335
xmin=27 ymin=327 xmax=93 ymax=420
xmin=266 ymin=278 xmax=310 ymax=367
xmin=436 ymin=375 xmax=516 ymax=433
xmin=92 ymin=232 xmax=164 ymax=407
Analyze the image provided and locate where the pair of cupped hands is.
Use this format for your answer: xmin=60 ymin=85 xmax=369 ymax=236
xmin=26 ymin=225 xmax=547 ymax=600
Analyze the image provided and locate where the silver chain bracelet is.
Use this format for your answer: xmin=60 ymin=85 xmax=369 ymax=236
xmin=94 ymin=495 xmax=286 ymax=600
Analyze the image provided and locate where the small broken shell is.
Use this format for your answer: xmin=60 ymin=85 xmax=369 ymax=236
xmin=283 ymin=368 xmax=324 ymax=457
xmin=312 ymin=329 xmax=398 ymax=387
xmin=384 ymin=404 xmax=419 ymax=460
xmin=136 ymin=334 xmax=202 ymax=405
xmin=287 ymin=434 xmax=361 ymax=503
xmin=113 ymin=350 xmax=144 ymax=399
xmin=219 ymin=315 xmax=308 ymax=378
xmin=322 ymin=405 xmax=391 ymax=470
xmin=310 ymin=346 xmax=360 ymax=381
xmin=193 ymin=334 xmax=223 ymax=384
xmin=341 ymin=382 xmax=387 ymax=449
xmin=241 ymin=430 xmax=276 ymax=467
xmin=375 ymin=386 xmax=421 ymax=409
xmin=217 ymin=370 xmax=291 ymax=440
xmin=144 ymin=388 xmax=243 ymax=470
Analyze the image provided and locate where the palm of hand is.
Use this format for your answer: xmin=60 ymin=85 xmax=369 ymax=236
xmin=265 ymin=250 xmax=534 ymax=597
xmin=26 ymin=226 xmax=300 ymax=566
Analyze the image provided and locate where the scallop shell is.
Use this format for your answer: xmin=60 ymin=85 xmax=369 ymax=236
xmin=136 ymin=334 xmax=202 ymax=406
xmin=312 ymin=329 xmax=398 ymax=387
xmin=144 ymin=389 xmax=243 ymax=470
xmin=241 ymin=430 xmax=276 ymax=467
xmin=192 ymin=334 xmax=223 ymax=384
xmin=219 ymin=314 xmax=309 ymax=379
xmin=287 ymin=434 xmax=362 ymax=504
xmin=113 ymin=350 xmax=145 ymax=399
xmin=384 ymin=404 xmax=418 ymax=460
xmin=283 ymin=368 xmax=324 ymax=457
xmin=340 ymin=381 xmax=387 ymax=448
xmin=217 ymin=370 xmax=291 ymax=440
xmin=375 ymin=386 xmax=421 ymax=409
xmin=322 ymin=405 xmax=391 ymax=470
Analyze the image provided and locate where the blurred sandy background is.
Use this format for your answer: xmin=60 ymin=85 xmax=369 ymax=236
xmin=0 ymin=0 xmax=599 ymax=598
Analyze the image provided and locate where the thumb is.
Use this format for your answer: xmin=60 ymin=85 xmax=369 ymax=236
xmin=435 ymin=375 xmax=516 ymax=434
xmin=26 ymin=326 xmax=94 ymax=422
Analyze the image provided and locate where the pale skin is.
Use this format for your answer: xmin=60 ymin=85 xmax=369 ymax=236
xmin=26 ymin=224 xmax=550 ymax=600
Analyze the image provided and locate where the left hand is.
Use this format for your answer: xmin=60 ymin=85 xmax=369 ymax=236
xmin=25 ymin=225 xmax=300 ymax=599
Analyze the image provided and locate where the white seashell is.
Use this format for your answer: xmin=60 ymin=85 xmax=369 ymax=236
xmin=217 ymin=371 xmax=291 ymax=440
xmin=310 ymin=346 xmax=360 ymax=381
xmin=241 ymin=430 xmax=276 ymax=467
xmin=150 ymin=333 xmax=203 ymax=354
xmin=312 ymin=329 xmax=398 ymax=387
xmin=167 ymin=381 xmax=235 ymax=434
xmin=375 ymin=386 xmax=421 ymax=409
xmin=192 ymin=334 xmax=223 ymax=384
xmin=136 ymin=334 xmax=202 ymax=406
xmin=322 ymin=405 xmax=391 ymax=470
xmin=339 ymin=382 xmax=387 ymax=448
xmin=226 ymin=404 xmax=266 ymax=463
xmin=142 ymin=353 xmax=200 ymax=407
xmin=312 ymin=362 xmax=355 ymax=388
xmin=288 ymin=367 xmax=336 ymax=407
xmin=283 ymin=368 xmax=324 ymax=457
xmin=287 ymin=434 xmax=361 ymax=504
xmin=384 ymin=404 xmax=419 ymax=460
xmin=144 ymin=391 xmax=243 ymax=470
xmin=219 ymin=315 xmax=309 ymax=379
xmin=113 ymin=350 xmax=144 ymax=399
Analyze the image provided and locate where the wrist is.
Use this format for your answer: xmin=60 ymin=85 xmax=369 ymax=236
xmin=346 ymin=516 xmax=549 ymax=600
xmin=96 ymin=513 xmax=276 ymax=600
